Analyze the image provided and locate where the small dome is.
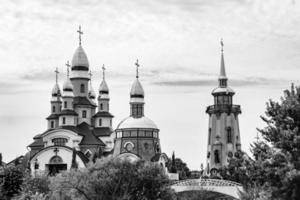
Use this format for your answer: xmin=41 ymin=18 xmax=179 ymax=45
xmin=99 ymin=80 xmax=109 ymax=93
xmin=51 ymin=83 xmax=61 ymax=96
xmin=117 ymin=116 xmax=158 ymax=130
xmin=212 ymin=86 xmax=235 ymax=95
xmin=130 ymin=79 xmax=144 ymax=97
xmin=89 ymin=86 xmax=96 ymax=99
xmin=71 ymin=46 xmax=89 ymax=69
xmin=63 ymin=79 xmax=73 ymax=91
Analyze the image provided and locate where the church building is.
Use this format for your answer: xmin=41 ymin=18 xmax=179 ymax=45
xmin=26 ymin=27 xmax=167 ymax=175
xmin=205 ymin=40 xmax=242 ymax=176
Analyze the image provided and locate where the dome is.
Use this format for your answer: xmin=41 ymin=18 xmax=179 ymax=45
xmin=89 ymin=86 xmax=96 ymax=99
xmin=99 ymin=80 xmax=109 ymax=93
xmin=63 ymin=79 xmax=73 ymax=91
xmin=71 ymin=46 xmax=89 ymax=69
xmin=130 ymin=79 xmax=144 ymax=97
xmin=117 ymin=116 xmax=158 ymax=130
xmin=51 ymin=83 xmax=61 ymax=96
xmin=212 ymin=86 xmax=235 ymax=95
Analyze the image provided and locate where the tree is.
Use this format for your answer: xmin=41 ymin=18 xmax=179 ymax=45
xmin=71 ymin=148 xmax=78 ymax=169
xmin=166 ymin=155 xmax=191 ymax=180
xmin=169 ymin=152 xmax=177 ymax=173
xmin=0 ymin=153 xmax=2 ymax=167
xmin=49 ymin=157 xmax=176 ymax=200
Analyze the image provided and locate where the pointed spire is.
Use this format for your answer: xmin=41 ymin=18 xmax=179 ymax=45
xmin=77 ymin=25 xmax=83 ymax=46
xmin=219 ymin=39 xmax=227 ymax=79
xmin=102 ymin=64 xmax=106 ymax=80
xmin=135 ymin=59 xmax=140 ymax=79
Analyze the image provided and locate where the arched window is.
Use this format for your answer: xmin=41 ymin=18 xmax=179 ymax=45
xmin=208 ymin=128 xmax=212 ymax=145
xmin=51 ymin=121 xmax=54 ymax=128
xmin=62 ymin=117 xmax=66 ymax=124
xmin=100 ymin=103 xmax=103 ymax=110
xmin=52 ymin=106 xmax=55 ymax=113
xmin=110 ymin=119 xmax=112 ymax=126
xmin=214 ymin=150 xmax=220 ymax=164
xmin=82 ymin=110 xmax=87 ymax=118
xmin=227 ymin=127 xmax=232 ymax=143
xmin=64 ymin=101 xmax=67 ymax=109
xmin=99 ymin=118 xmax=102 ymax=126
xmin=52 ymin=138 xmax=68 ymax=146
xmin=80 ymin=84 xmax=85 ymax=93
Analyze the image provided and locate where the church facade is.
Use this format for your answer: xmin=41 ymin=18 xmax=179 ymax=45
xmin=27 ymin=27 xmax=167 ymax=175
xmin=205 ymin=41 xmax=242 ymax=176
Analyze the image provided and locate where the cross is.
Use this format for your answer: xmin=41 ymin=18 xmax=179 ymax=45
xmin=65 ymin=61 xmax=71 ymax=77
xmin=135 ymin=59 xmax=140 ymax=78
xmin=220 ymin=38 xmax=224 ymax=52
xmin=54 ymin=148 xmax=59 ymax=156
xmin=77 ymin=25 xmax=83 ymax=46
xmin=102 ymin=64 xmax=106 ymax=80
xmin=54 ymin=67 xmax=59 ymax=84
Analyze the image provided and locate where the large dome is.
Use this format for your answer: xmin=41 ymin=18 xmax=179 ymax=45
xmin=130 ymin=79 xmax=144 ymax=97
xmin=71 ymin=46 xmax=89 ymax=69
xmin=117 ymin=116 xmax=158 ymax=130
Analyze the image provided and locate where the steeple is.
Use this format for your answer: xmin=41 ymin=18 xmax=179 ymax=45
xmin=130 ymin=59 xmax=145 ymax=118
xmin=219 ymin=39 xmax=227 ymax=88
xmin=88 ymin=70 xmax=96 ymax=100
xmin=99 ymin=65 xmax=109 ymax=95
xmin=51 ymin=67 xmax=62 ymax=102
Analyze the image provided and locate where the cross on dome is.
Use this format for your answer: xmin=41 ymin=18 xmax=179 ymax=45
xmin=65 ymin=61 xmax=70 ymax=77
xmin=135 ymin=59 xmax=140 ymax=78
xmin=102 ymin=64 xmax=106 ymax=80
xmin=54 ymin=67 xmax=59 ymax=84
xmin=77 ymin=25 xmax=83 ymax=46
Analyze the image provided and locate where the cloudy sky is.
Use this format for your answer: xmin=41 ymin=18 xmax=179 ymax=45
xmin=0 ymin=0 xmax=299 ymax=169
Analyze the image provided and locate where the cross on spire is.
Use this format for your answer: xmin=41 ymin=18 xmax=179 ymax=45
xmin=54 ymin=67 xmax=59 ymax=84
xmin=65 ymin=61 xmax=71 ymax=77
xmin=77 ymin=25 xmax=83 ymax=46
xmin=102 ymin=64 xmax=106 ymax=80
xmin=135 ymin=59 xmax=140 ymax=78
xmin=220 ymin=38 xmax=224 ymax=52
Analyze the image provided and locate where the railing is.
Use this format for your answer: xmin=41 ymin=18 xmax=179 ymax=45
xmin=170 ymin=178 xmax=242 ymax=187
xmin=206 ymin=104 xmax=241 ymax=114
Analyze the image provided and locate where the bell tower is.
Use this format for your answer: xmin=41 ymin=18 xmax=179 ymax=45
xmin=205 ymin=40 xmax=242 ymax=176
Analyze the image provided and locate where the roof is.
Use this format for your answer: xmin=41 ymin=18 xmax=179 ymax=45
xmin=73 ymin=96 xmax=96 ymax=107
xmin=28 ymin=138 xmax=44 ymax=148
xmin=52 ymin=83 xmax=61 ymax=96
xmin=59 ymin=109 xmax=78 ymax=116
xmin=76 ymin=150 xmax=89 ymax=164
xmin=117 ymin=116 xmax=158 ymax=130
xmin=77 ymin=122 xmax=105 ymax=146
xmin=212 ymin=87 xmax=235 ymax=95
xmin=71 ymin=45 xmax=89 ymax=69
xmin=46 ymin=113 xmax=59 ymax=120
xmin=94 ymin=127 xmax=113 ymax=137
xmin=93 ymin=111 xmax=114 ymax=118
xmin=99 ymin=79 xmax=109 ymax=93
xmin=130 ymin=79 xmax=144 ymax=97
xmin=219 ymin=52 xmax=227 ymax=79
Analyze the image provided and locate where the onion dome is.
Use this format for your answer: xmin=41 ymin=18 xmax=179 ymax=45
xmin=51 ymin=83 xmax=61 ymax=101
xmin=130 ymin=79 xmax=144 ymax=97
xmin=71 ymin=46 xmax=89 ymax=70
xmin=62 ymin=78 xmax=74 ymax=97
xmin=99 ymin=80 xmax=109 ymax=94
xmin=117 ymin=116 xmax=158 ymax=130
xmin=89 ymin=86 xmax=96 ymax=99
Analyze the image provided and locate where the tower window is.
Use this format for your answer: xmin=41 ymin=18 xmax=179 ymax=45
xmin=110 ymin=119 xmax=112 ymax=126
xmin=62 ymin=117 xmax=66 ymax=124
xmin=227 ymin=127 xmax=232 ymax=143
xmin=208 ymin=128 xmax=212 ymax=145
xmin=52 ymin=106 xmax=55 ymax=113
xmin=100 ymin=103 xmax=103 ymax=110
xmin=80 ymin=84 xmax=85 ymax=93
xmin=82 ymin=110 xmax=87 ymax=118
xmin=64 ymin=101 xmax=67 ymax=109
xmin=99 ymin=118 xmax=102 ymax=126
xmin=52 ymin=138 xmax=68 ymax=146
xmin=51 ymin=121 xmax=54 ymax=128
xmin=214 ymin=150 xmax=220 ymax=164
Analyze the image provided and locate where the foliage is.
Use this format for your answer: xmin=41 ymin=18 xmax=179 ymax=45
xmin=0 ymin=165 xmax=25 ymax=199
xmin=71 ymin=148 xmax=78 ymax=169
xmin=49 ymin=157 xmax=176 ymax=200
xmin=0 ymin=153 xmax=3 ymax=166
xmin=169 ymin=152 xmax=177 ymax=173
xmin=21 ymin=173 xmax=50 ymax=197
xmin=166 ymin=155 xmax=190 ymax=180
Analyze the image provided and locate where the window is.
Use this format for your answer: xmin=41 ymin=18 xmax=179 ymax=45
xmin=62 ymin=117 xmax=66 ymax=124
xmin=123 ymin=131 xmax=130 ymax=137
xmin=99 ymin=118 xmax=102 ymax=126
xmin=51 ymin=121 xmax=54 ymax=128
xmin=100 ymin=103 xmax=103 ymax=110
xmin=214 ymin=150 xmax=220 ymax=163
xmin=64 ymin=101 xmax=67 ymax=109
xmin=85 ymin=150 xmax=91 ymax=158
xmin=52 ymin=106 xmax=55 ymax=113
xmin=80 ymin=84 xmax=85 ymax=93
xmin=82 ymin=110 xmax=87 ymax=118
xmin=227 ymin=127 xmax=232 ymax=143
xmin=131 ymin=130 xmax=137 ymax=137
xmin=110 ymin=119 xmax=112 ymax=126
xmin=208 ymin=128 xmax=212 ymax=145
xmin=52 ymin=138 xmax=68 ymax=146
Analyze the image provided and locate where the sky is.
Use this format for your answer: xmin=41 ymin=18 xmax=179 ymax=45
xmin=0 ymin=0 xmax=300 ymax=170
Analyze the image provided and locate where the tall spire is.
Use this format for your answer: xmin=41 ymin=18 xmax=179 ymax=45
xmin=219 ymin=39 xmax=227 ymax=88
xmin=77 ymin=25 xmax=83 ymax=46
xmin=102 ymin=64 xmax=106 ymax=80
xmin=135 ymin=59 xmax=140 ymax=79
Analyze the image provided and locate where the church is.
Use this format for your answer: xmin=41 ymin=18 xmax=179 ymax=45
xmin=27 ymin=27 xmax=168 ymax=175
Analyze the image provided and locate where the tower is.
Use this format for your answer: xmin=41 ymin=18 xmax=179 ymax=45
xmin=114 ymin=60 xmax=162 ymax=161
xmin=46 ymin=68 xmax=62 ymax=129
xmin=58 ymin=61 xmax=78 ymax=127
xmin=70 ymin=26 xmax=96 ymax=125
xmin=205 ymin=40 xmax=242 ymax=176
